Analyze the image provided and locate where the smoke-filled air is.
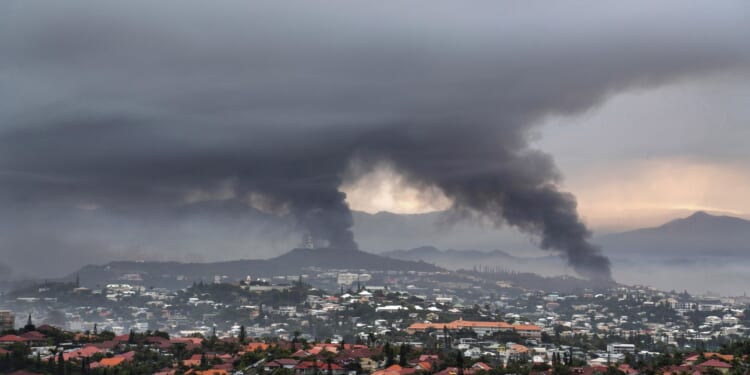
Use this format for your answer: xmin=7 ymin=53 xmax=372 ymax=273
xmin=1 ymin=1 xmax=749 ymax=280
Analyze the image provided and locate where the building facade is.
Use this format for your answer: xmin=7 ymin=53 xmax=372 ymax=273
xmin=0 ymin=310 xmax=14 ymax=332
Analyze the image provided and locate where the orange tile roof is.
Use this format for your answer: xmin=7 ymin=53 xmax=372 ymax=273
xmin=0 ymin=335 xmax=25 ymax=342
xmin=196 ymin=371 xmax=228 ymax=375
xmin=309 ymin=345 xmax=338 ymax=354
xmin=407 ymin=320 xmax=513 ymax=331
xmin=98 ymin=357 xmax=125 ymax=367
xmin=513 ymin=324 xmax=541 ymax=331
xmin=64 ymin=345 xmax=103 ymax=360
xmin=417 ymin=362 xmax=433 ymax=371
xmin=246 ymin=342 xmax=270 ymax=351
xmin=452 ymin=321 xmax=513 ymax=329
xmin=698 ymin=359 xmax=732 ymax=369
xmin=703 ymin=353 xmax=734 ymax=362
xmin=407 ymin=323 xmax=435 ymax=330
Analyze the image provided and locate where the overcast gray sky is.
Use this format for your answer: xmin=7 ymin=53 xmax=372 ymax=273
xmin=1 ymin=0 xmax=748 ymax=277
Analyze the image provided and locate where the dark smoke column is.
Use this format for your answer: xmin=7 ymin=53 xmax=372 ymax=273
xmin=249 ymin=162 xmax=358 ymax=251
xmin=432 ymin=173 xmax=611 ymax=281
xmin=360 ymin=124 xmax=612 ymax=281
xmin=485 ymin=184 xmax=611 ymax=281
xmin=290 ymin=190 xmax=357 ymax=250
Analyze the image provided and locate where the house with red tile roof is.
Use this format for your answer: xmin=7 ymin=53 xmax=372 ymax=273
xmin=409 ymin=354 xmax=439 ymax=370
xmin=186 ymin=370 xmax=228 ymax=375
xmin=63 ymin=345 xmax=104 ymax=361
xmin=696 ymin=359 xmax=732 ymax=373
xmin=291 ymin=349 xmax=311 ymax=358
xmin=513 ymin=324 xmax=542 ymax=339
xmin=118 ymin=351 xmax=136 ymax=362
xmin=617 ymin=364 xmax=638 ymax=375
xmin=212 ymin=363 xmax=234 ymax=372
xmin=183 ymin=353 xmax=216 ymax=367
xmin=308 ymin=346 xmax=334 ymax=355
xmin=685 ymin=352 xmax=735 ymax=364
xmin=169 ymin=337 xmax=202 ymax=351
xmin=415 ymin=361 xmax=433 ymax=372
xmin=345 ymin=347 xmax=374 ymax=360
xmin=246 ymin=342 xmax=270 ymax=352
xmin=265 ymin=358 xmax=300 ymax=371
xmin=20 ymin=331 xmax=47 ymax=342
xmin=294 ymin=360 xmax=345 ymax=375
xmin=371 ymin=368 xmax=401 ymax=375
xmin=0 ymin=334 xmax=25 ymax=344
xmin=664 ymin=364 xmax=715 ymax=375
xmin=145 ymin=335 xmax=172 ymax=349
xmin=183 ymin=358 xmax=202 ymax=367
xmin=112 ymin=334 xmax=131 ymax=343
xmin=380 ymin=365 xmax=415 ymax=375
xmin=89 ymin=340 xmax=120 ymax=350
xmin=91 ymin=357 xmax=126 ymax=368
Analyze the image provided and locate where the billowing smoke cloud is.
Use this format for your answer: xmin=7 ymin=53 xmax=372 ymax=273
xmin=0 ymin=1 xmax=748 ymax=279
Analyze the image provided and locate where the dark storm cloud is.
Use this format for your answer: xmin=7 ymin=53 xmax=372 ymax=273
xmin=0 ymin=1 xmax=748 ymax=279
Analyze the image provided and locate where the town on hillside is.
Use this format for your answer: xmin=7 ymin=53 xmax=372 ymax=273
xmin=1 ymin=265 xmax=750 ymax=375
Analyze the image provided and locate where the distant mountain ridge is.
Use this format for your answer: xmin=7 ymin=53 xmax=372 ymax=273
xmin=382 ymin=246 xmax=566 ymax=275
xmin=652 ymin=211 xmax=750 ymax=233
xmin=384 ymin=246 xmax=511 ymax=260
xmin=599 ymin=211 xmax=750 ymax=258
xmin=380 ymin=211 xmax=750 ymax=277
xmin=56 ymin=211 xmax=750 ymax=295
xmin=72 ymin=247 xmax=440 ymax=289
xmin=352 ymin=210 xmax=538 ymax=254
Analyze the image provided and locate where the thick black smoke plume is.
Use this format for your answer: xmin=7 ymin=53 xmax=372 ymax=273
xmin=0 ymin=1 xmax=748 ymax=278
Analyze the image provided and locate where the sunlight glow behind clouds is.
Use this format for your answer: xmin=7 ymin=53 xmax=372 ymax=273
xmin=569 ymin=158 xmax=750 ymax=231
xmin=343 ymin=157 xmax=750 ymax=232
xmin=341 ymin=164 xmax=452 ymax=214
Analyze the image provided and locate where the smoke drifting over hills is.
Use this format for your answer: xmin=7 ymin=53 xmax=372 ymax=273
xmin=1 ymin=1 xmax=748 ymax=279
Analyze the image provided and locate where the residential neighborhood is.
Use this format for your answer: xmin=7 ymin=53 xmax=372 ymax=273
xmin=2 ymin=264 xmax=750 ymax=375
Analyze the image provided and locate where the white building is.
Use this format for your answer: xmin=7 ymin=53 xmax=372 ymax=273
xmin=607 ymin=343 xmax=635 ymax=355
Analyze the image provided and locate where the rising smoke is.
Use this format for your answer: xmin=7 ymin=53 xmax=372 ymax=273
xmin=0 ymin=1 xmax=748 ymax=279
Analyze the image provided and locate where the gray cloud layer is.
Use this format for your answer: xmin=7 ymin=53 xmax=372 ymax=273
xmin=1 ymin=1 xmax=748 ymax=279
